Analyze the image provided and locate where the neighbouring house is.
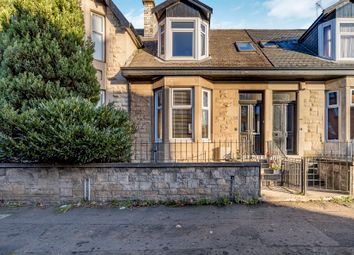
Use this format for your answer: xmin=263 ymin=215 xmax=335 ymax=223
xmin=83 ymin=0 xmax=354 ymax=163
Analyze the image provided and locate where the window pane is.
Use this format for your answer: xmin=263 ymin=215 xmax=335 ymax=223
xmin=327 ymin=108 xmax=339 ymax=140
xmin=99 ymin=90 xmax=106 ymax=106
xmin=173 ymin=90 xmax=191 ymax=106
xmin=324 ymin=25 xmax=332 ymax=58
xmin=172 ymin=32 xmax=193 ymax=57
xmin=328 ymin=92 xmax=337 ymax=106
xmin=172 ymin=109 xmax=192 ymax=138
xmin=92 ymin=14 xmax=103 ymax=33
xmin=241 ymin=106 xmax=248 ymax=132
xmin=201 ymin=24 xmax=206 ymax=33
xmin=92 ymin=32 xmax=103 ymax=60
xmin=341 ymin=35 xmax=354 ymax=58
xmin=201 ymin=32 xmax=206 ymax=56
xmin=236 ymin=42 xmax=255 ymax=51
xmin=340 ymin=23 xmax=354 ymax=33
xmin=157 ymin=109 xmax=163 ymax=140
xmin=203 ymin=91 xmax=209 ymax=108
xmin=160 ymin=31 xmax=165 ymax=55
xmin=254 ymin=104 xmax=261 ymax=133
xmin=202 ymin=109 xmax=209 ymax=139
xmin=351 ymin=107 xmax=354 ymax=139
xmin=352 ymin=90 xmax=354 ymax=104
xmin=171 ymin=22 xmax=194 ymax=29
xmin=157 ymin=91 xmax=163 ymax=107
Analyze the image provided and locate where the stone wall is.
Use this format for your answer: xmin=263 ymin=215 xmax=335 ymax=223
xmin=0 ymin=163 xmax=260 ymax=204
xmin=299 ymin=88 xmax=325 ymax=156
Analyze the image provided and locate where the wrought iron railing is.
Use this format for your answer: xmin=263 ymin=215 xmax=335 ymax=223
xmin=131 ymin=140 xmax=260 ymax=163
xmin=321 ymin=142 xmax=354 ymax=161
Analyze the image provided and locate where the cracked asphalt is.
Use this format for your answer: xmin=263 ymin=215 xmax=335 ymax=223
xmin=0 ymin=202 xmax=354 ymax=255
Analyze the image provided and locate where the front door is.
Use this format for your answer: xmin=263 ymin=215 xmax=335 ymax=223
xmin=240 ymin=93 xmax=263 ymax=155
xmin=273 ymin=92 xmax=297 ymax=155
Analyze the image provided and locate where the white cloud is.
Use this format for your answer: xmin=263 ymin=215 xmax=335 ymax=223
xmin=124 ymin=8 xmax=144 ymax=29
xmin=264 ymin=0 xmax=337 ymax=20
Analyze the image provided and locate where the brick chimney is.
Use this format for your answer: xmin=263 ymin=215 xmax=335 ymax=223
xmin=142 ymin=0 xmax=157 ymax=38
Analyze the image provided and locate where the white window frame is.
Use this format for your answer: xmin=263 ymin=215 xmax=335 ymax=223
xmin=202 ymin=89 xmax=211 ymax=141
xmin=154 ymin=89 xmax=163 ymax=143
xmin=97 ymin=89 xmax=106 ymax=107
xmin=170 ymin=88 xmax=194 ymax=141
xmin=337 ymin=19 xmax=354 ymax=61
xmin=158 ymin=22 xmax=166 ymax=58
xmin=169 ymin=19 xmax=195 ymax=60
xmin=323 ymin=25 xmax=332 ymax=59
xmin=326 ymin=91 xmax=340 ymax=141
xmin=91 ymin=12 xmax=105 ymax=62
xmin=351 ymin=89 xmax=354 ymax=140
xmin=200 ymin=23 xmax=207 ymax=57
xmin=158 ymin=17 xmax=209 ymax=61
xmin=318 ymin=19 xmax=335 ymax=60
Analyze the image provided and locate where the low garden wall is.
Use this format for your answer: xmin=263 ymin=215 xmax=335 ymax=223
xmin=0 ymin=163 xmax=260 ymax=204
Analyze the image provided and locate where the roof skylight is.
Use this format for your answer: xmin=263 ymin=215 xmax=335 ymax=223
xmin=235 ymin=42 xmax=256 ymax=52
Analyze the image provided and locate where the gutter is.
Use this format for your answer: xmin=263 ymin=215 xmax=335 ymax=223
xmin=121 ymin=67 xmax=354 ymax=80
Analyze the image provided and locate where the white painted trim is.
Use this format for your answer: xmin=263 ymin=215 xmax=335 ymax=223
xmin=202 ymin=89 xmax=211 ymax=141
xmin=170 ymin=88 xmax=194 ymax=141
xmin=91 ymin=12 xmax=105 ymax=62
xmin=318 ymin=19 xmax=336 ymax=60
xmin=158 ymin=17 xmax=209 ymax=61
xmin=337 ymin=19 xmax=354 ymax=61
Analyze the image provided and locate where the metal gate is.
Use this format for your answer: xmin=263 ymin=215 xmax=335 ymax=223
xmin=282 ymin=157 xmax=353 ymax=195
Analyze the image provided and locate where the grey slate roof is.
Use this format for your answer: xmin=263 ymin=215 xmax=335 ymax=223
xmin=127 ymin=29 xmax=354 ymax=69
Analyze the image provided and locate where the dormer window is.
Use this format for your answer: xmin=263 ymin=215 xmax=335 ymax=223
xmin=153 ymin=0 xmax=212 ymax=61
xmin=158 ymin=18 xmax=209 ymax=61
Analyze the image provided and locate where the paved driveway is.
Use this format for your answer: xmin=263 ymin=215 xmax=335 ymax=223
xmin=0 ymin=202 xmax=354 ymax=255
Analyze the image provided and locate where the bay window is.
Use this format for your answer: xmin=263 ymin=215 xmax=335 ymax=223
xmin=158 ymin=18 xmax=209 ymax=61
xmin=202 ymin=89 xmax=211 ymax=140
xmin=171 ymin=89 xmax=193 ymax=139
xmin=351 ymin=89 xmax=354 ymax=140
xmin=326 ymin=91 xmax=339 ymax=141
xmin=340 ymin=23 xmax=354 ymax=59
xmin=154 ymin=90 xmax=163 ymax=142
xmin=91 ymin=13 xmax=105 ymax=61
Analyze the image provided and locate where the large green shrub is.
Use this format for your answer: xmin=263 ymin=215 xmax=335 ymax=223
xmin=0 ymin=98 xmax=135 ymax=163
xmin=0 ymin=0 xmax=135 ymax=164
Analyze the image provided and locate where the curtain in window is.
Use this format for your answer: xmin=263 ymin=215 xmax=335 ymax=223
xmin=323 ymin=25 xmax=331 ymax=58
xmin=340 ymin=23 xmax=354 ymax=58
xmin=341 ymin=35 xmax=354 ymax=58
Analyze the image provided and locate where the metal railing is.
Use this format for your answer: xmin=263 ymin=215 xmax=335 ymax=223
xmin=306 ymin=157 xmax=352 ymax=194
xmin=131 ymin=140 xmax=260 ymax=163
xmin=321 ymin=142 xmax=354 ymax=161
xmin=282 ymin=158 xmax=304 ymax=194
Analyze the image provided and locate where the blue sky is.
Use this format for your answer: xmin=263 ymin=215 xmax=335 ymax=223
xmin=114 ymin=0 xmax=338 ymax=29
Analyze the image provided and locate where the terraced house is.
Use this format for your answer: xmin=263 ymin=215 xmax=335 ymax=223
xmin=85 ymin=0 xmax=354 ymax=165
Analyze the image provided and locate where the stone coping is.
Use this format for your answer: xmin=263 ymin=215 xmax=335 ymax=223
xmin=0 ymin=162 xmax=261 ymax=169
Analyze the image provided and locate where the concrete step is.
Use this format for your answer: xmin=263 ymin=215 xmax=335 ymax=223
xmin=262 ymin=180 xmax=282 ymax=187
xmin=262 ymin=174 xmax=282 ymax=181
xmin=262 ymin=168 xmax=274 ymax=175
xmin=261 ymin=163 xmax=270 ymax=168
